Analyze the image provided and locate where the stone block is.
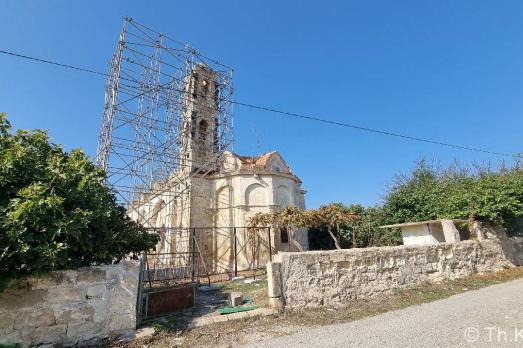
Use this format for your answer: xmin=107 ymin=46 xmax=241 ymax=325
xmin=108 ymin=311 xmax=135 ymax=332
xmin=54 ymin=305 xmax=94 ymax=324
xmin=120 ymin=272 xmax=139 ymax=291
xmin=267 ymin=261 xmax=282 ymax=298
xmin=0 ymin=329 xmax=22 ymax=346
xmin=229 ymin=292 xmax=243 ymax=307
xmin=108 ymin=288 xmax=136 ymax=313
xmin=30 ymin=271 xmax=76 ymax=289
xmin=0 ymin=288 xmax=46 ymax=311
xmin=14 ymin=308 xmax=55 ymax=329
xmin=45 ymin=286 xmax=83 ymax=303
xmin=441 ymin=220 xmax=461 ymax=243
xmin=0 ymin=310 xmax=15 ymax=331
xmin=268 ymin=297 xmax=284 ymax=312
xmin=86 ymin=284 xmax=106 ymax=300
xmin=30 ymin=324 xmax=67 ymax=346
xmin=77 ymin=268 xmax=106 ymax=283
xmin=66 ymin=321 xmax=105 ymax=343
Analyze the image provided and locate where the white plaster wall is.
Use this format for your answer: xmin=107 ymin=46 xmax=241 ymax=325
xmin=130 ymin=159 xmax=308 ymax=271
xmin=209 ymin=172 xmax=307 ymax=270
xmin=402 ymin=225 xmax=441 ymax=246
xmin=428 ymin=222 xmax=446 ymax=243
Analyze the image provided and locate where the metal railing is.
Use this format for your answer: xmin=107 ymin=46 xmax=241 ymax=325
xmin=142 ymin=226 xmax=273 ymax=286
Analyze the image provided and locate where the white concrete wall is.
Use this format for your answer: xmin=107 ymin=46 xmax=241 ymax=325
xmin=402 ymin=224 xmax=441 ymax=246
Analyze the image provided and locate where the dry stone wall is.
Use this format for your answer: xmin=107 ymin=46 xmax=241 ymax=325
xmin=267 ymin=238 xmax=523 ymax=310
xmin=0 ymin=261 xmax=139 ymax=347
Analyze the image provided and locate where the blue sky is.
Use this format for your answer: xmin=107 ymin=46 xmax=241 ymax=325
xmin=1 ymin=1 xmax=522 ymax=208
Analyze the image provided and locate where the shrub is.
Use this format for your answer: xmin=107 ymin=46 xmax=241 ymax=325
xmin=0 ymin=113 xmax=158 ymax=289
xmin=383 ymin=158 xmax=523 ymax=235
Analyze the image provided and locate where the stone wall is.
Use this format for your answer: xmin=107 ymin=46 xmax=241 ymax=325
xmin=267 ymin=238 xmax=523 ymax=310
xmin=0 ymin=261 xmax=139 ymax=347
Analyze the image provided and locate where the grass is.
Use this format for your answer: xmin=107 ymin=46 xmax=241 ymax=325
xmin=214 ymin=277 xmax=269 ymax=307
xmin=110 ymin=267 xmax=523 ymax=348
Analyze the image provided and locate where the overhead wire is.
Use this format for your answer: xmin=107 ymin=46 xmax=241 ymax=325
xmin=0 ymin=48 xmax=518 ymax=159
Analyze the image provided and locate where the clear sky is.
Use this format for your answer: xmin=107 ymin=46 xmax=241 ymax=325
xmin=1 ymin=0 xmax=522 ymax=208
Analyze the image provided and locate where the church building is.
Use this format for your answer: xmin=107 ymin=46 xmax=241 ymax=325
xmin=129 ymin=64 xmax=308 ymax=273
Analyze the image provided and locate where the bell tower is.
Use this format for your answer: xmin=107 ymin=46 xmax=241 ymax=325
xmin=180 ymin=63 xmax=220 ymax=173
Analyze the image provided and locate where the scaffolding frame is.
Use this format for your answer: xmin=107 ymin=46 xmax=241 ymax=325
xmin=96 ymin=17 xmax=234 ymax=227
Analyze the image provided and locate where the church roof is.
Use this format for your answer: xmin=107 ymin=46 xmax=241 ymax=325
xmin=237 ymin=151 xmax=277 ymax=167
xmin=224 ymin=151 xmax=300 ymax=181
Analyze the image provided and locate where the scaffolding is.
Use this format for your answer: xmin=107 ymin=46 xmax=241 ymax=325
xmin=96 ymin=17 xmax=234 ymax=228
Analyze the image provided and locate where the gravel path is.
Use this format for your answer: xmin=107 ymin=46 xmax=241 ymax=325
xmin=244 ymin=278 xmax=523 ymax=347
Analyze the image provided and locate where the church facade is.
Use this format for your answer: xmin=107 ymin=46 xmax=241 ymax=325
xmin=129 ymin=64 xmax=308 ymax=273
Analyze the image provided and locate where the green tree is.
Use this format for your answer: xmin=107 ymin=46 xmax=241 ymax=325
xmin=307 ymin=203 xmax=356 ymax=249
xmin=383 ymin=158 xmax=523 ymax=234
xmin=0 ymin=113 xmax=158 ymax=288
xmin=339 ymin=204 xmax=402 ymax=248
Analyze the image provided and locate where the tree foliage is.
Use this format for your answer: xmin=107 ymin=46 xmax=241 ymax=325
xmin=383 ymin=159 xmax=523 ymax=234
xmin=307 ymin=204 xmax=357 ymax=249
xmin=248 ymin=206 xmax=307 ymax=251
xmin=0 ymin=113 xmax=158 ymax=287
xmin=248 ymin=204 xmax=357 ymax=250
xmin=308 ymin=204 xmax=402 ymax=250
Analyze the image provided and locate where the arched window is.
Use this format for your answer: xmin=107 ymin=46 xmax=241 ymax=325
xmin=199 ymin=120 xmax=208 ymax=141
xmin=202 ymin=79 xmax=209 ymax=95
xmin=192 ymin=73 xmax=199 ymax=99
xmin=280 ymin=227 xmax=289 ymax=243
xmin=245 ymin=183 xmax=267 ymax=207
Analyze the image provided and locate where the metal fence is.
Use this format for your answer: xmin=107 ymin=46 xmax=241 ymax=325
xmin=142 ymin=227 xmax=273 ymax=286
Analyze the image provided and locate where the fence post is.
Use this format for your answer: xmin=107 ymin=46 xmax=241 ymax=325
xmin=144 ymin=252 xmax=152 ymax=288
xmin=253 ymin=230 xmax=257 ymax=280
xmin=136 ymin=253 xmax=145 ymax=326
xmin=191 ymin=228 xmax=196 ymax=282
xmin=268 ymin=227 xmax=273 ymax=262
xmin=233 ymin=227 xmax=238 ymax=277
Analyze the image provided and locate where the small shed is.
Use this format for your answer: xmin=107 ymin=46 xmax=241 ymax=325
xmin=380 ymin=219 xmax=467 ymax=246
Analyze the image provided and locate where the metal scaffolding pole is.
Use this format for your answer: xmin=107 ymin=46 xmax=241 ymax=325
xmin=96 ymin=17 xmax=234 ymax=229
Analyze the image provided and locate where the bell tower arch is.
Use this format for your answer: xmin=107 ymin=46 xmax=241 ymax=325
xmin=180 ymin=63 xmax=219 ymax=173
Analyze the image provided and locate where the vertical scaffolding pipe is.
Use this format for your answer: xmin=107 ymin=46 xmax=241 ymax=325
xmin=136 ymin=254 xmax=145 ymax=326
xmin=268 ymin=227 xmax=272 ymax=262
xmin=145 ymin=252 xmax=152 ymax=288
xmin=233 ymin=227 xmax=238 ymax=277
xmin=96 ymin=18 xmax=234 ymax=228
xmin=253 ymin=230 xmax=257 ymax=280
xmin=191 ymin=228 xmax=196 ymax=281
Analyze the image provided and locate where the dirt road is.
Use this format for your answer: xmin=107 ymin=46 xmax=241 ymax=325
xmin=244 ymin=278 xmax=523 ymax=347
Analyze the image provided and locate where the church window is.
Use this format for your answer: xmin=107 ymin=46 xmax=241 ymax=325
xmin=202 ymin=80 xmax=209 ymax=95
xmin=192 ymin=75 xmax=198 ymax=99
xmin=199 ymin=120 xmax=208 ymax=141
xmin=280 ymin=227 xmax=289 ymax=243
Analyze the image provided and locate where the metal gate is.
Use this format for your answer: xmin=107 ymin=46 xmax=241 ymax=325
xmin=136 ymin=226 xmax=273 ymax=324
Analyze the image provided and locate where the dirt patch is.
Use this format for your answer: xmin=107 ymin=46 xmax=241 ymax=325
xmin=139 ymin=276 xmax=270 ymax=330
